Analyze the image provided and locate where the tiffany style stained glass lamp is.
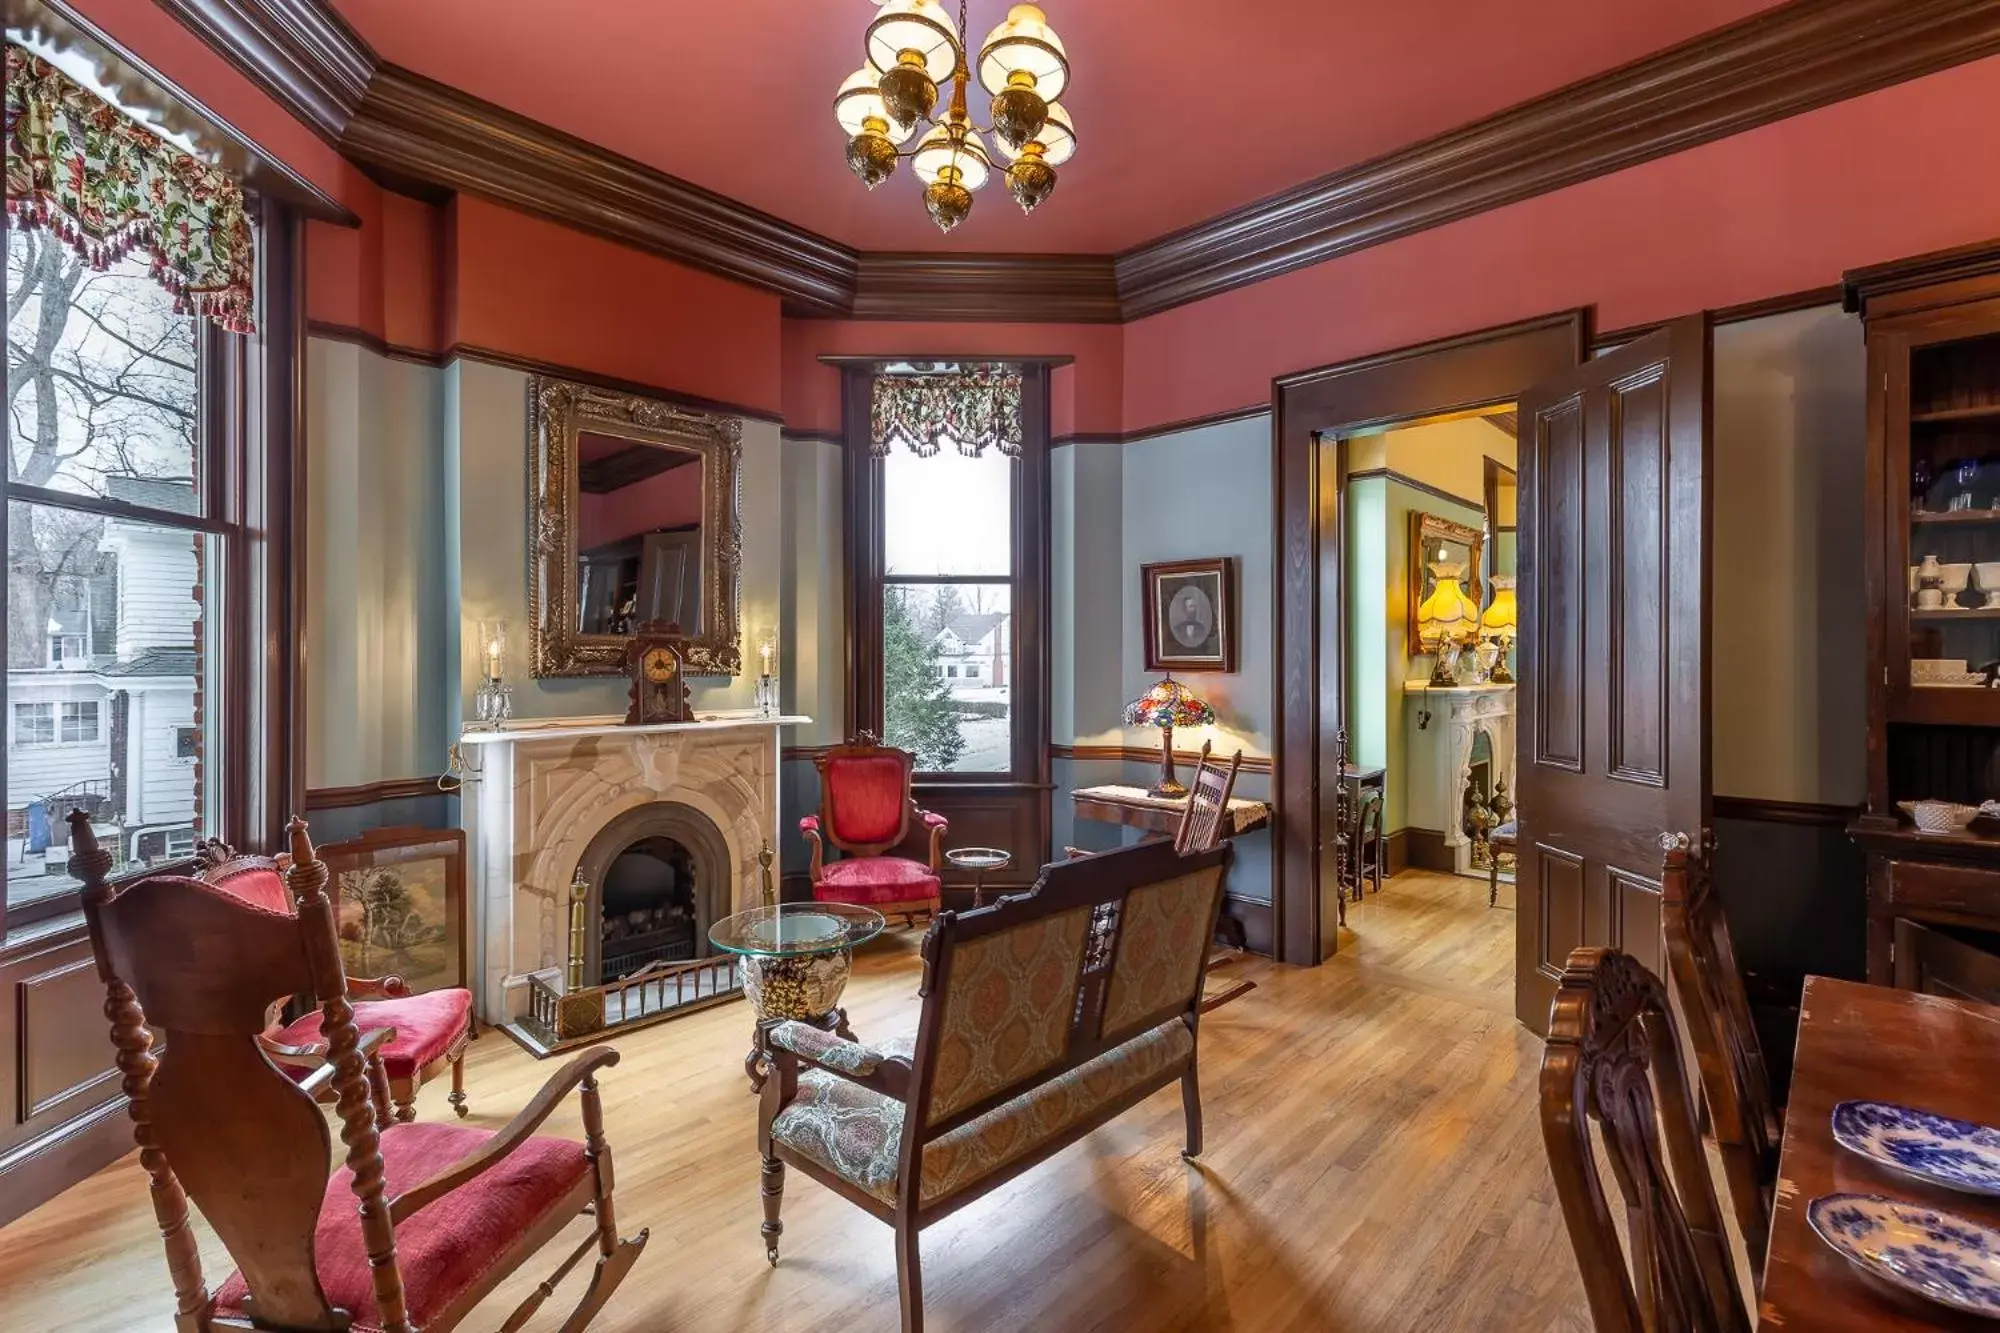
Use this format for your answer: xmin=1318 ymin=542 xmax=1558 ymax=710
xmin=1123 ymin=675 xmax=1216 ymax=798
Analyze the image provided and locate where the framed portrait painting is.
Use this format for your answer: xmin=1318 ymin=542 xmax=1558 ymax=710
xmin=1143 ymin=557 xmax=1238 ymax=673
xmin=321 ymin=826 xmax=468 ymax=996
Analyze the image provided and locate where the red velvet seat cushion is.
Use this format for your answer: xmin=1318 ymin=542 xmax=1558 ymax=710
xmin=824 ymin=754 xmax=910 ymax=844
xmin=277 ymin=988 xmax=472 ymax=1080
xmin=206 ymin=865 xmax=290 ymax=914
xmin=213 ymin=1122 xmax=590 ymax=1331
xmin=815 ymin=855 xmax=940 ymax=906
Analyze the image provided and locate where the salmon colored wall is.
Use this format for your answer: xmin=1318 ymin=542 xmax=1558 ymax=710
xmin=1122 ymin=54 xmax=2000 ymax=435
xmin=778 ymin=319 xmax=1123 ymax=440
xmin=577 ymin=463 xmax=703 ymax=547
xmin=447 ymin=197 xmax=782 ymax=415
xmin=305 ymin=168 xmax=384 ymax=338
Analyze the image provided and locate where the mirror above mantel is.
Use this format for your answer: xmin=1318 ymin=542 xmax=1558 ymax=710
xmin=528 ymin=376 xmax=743 ymax=678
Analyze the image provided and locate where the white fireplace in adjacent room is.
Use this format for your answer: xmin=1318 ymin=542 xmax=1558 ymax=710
xmin=456 ymin=712 xmax=808 ymax=1023
xmin=1402 ymin=683 xmax=1515 ymax=875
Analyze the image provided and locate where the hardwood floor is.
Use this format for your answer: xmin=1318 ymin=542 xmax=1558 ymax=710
xmin=0 ymin=870 xmax=1592 ymax=1331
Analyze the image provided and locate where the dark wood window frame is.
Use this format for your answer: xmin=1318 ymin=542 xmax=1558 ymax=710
xmin=839 ymin=362 xmax=1054 ymax=896
xmin=0 ymin=198 xmax=307 ymax=938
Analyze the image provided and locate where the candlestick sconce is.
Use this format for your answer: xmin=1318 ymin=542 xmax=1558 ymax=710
xmin=755 ymin=627 xmax=780 ymax=718
xmin=474 ymin=618 xmax=514 ymax=727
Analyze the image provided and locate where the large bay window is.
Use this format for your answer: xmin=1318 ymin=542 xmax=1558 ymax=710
xmin=2 ymin=46 xmax=301 ymax=930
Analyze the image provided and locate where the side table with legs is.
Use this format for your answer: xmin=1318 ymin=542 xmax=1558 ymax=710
xmin=946 ymin=846 xmax=1012 ymax=907
xmin=707 ymin=902 xmax=886 ymax=1092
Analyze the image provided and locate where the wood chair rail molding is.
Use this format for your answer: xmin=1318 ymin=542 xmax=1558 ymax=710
xmin=151 ymin=0 xmax=2000 ymax=322
xmin=1273 ymin=310 xmax=1586 ymax=966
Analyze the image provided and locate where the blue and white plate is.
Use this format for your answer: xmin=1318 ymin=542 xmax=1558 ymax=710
xmin=1833 ymin=1100 xmax=2000 ymax=1197
xmin=1808 ymin=1194 xmax=2000 ymax=1318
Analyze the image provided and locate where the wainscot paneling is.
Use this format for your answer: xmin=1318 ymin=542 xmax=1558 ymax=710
xmin=0 ymin=925 xmax=129 ymax=1229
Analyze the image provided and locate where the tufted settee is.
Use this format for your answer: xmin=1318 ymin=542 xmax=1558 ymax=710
xmin=753 ymin=836 xmax=1233 ymax=1333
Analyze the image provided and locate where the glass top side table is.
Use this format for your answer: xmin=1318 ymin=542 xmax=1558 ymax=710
xmin=945 ymin=846 xmax=1012 ymax=907
xmin=708 ymin=902 xmax=886 ymax=1091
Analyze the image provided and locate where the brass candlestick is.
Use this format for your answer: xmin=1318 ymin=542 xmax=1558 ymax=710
xmin=566 ymin=871 xmax=589 ymax=992
xmin=758 ymin=840 xmax=776 ymax=908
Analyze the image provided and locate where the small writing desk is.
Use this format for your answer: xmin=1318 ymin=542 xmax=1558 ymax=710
xmin=1070 ymin=784 xmax=1272 ymax=839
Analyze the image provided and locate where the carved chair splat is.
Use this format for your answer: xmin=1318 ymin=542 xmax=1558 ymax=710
xmin=1661 ymin=833 xmax=1781 ymax=1268
xmin=1174 ymin=740 xmax=1243 ymax=855
xmin=73 ymin=811 xmax=649 ymax=1333
xmin=1540 ymin=947 xmax=1750 ymax=1333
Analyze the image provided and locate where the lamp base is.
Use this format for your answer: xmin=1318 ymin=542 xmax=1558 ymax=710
xmin=1148 ymin=779 xmax=1189 ymax=800
xmin=1489 ymin=661 xmax=1515 ymax=685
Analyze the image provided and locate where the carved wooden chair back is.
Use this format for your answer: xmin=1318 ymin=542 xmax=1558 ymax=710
xmin=1174 ymin=740 xmax=1243 ymax=855
xmin=813 ymin=733 xmax=919 ymax=856
xmin=75 ymin=811 xmax=410 ymax=1331
xmin=1541 ymin=947 xmax=1749 ymax=1333
xmin=903 ymin=839 xmax=1232 ymax=1151
xmin=1660 ymin=833 xmax=1779 ymax=1261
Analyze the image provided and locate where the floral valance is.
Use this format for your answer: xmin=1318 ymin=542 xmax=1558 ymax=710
xmin=4 ymin=45 xmax=256 ymax=332
xmin=871 ymin=364 xmax=1024 ymax=458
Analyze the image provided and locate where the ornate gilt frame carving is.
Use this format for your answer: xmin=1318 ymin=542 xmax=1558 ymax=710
xmin=528 ymin=376 xmax=743 ymax=678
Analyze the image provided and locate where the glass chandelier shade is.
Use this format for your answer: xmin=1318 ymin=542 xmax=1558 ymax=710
xmin=995 ymin=100 xmax=1074 ymax=166
xmin=835 ymin=67 xmax=917 ymax=144
xmin=867 ymin=0 xmax=962 ymax=84
xmin=912 ymin=122 xmax=991 ymax=191
xmin=1122 ymin=676 xmax=1216 ymax=731
xmin=977 ymin=4 xmax=1069 ymax=102
xmin=1416 ymin=559 xmax=1481 ymax=651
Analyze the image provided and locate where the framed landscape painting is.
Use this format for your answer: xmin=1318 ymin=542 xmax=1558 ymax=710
xmin=322 ymin=826 xmax=467 ymax=996
xmin=1142 ymin=556 xmax=1238 ymax=673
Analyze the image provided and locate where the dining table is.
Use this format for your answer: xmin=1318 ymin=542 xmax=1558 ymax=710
xmin=1757 ymin=975 xmax=2000 ymax=1330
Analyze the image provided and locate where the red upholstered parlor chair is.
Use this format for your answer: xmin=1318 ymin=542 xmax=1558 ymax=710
xmin=73 ymin=812 xmax=647 ymax=1333
xmin=190 ymin=836 xmax=476 ymax=1124
xmin=802 ymin=735 xmax=947 ymax=927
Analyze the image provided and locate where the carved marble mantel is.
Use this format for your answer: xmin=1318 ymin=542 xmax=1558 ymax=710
xmin=457 ymin=713 xmax=808 ymax=1021
xmin=1402 ymin=683 xmax=1515 ymax=873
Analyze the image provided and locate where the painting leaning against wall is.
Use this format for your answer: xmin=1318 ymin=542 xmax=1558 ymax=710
xmin=322 ymin=825 xmax=468 ymax=996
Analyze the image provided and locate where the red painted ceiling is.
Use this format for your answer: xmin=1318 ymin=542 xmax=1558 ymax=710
xmin=330 ymin=0 xmax=1782 ymax=254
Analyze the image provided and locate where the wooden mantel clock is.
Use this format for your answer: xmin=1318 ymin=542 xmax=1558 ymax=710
xmin=624 ymin=620 xmax=692 ymax=725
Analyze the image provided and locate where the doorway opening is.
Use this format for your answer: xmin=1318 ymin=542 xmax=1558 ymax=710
xmin=1334 ymin=407 xmax=1522 ymax=952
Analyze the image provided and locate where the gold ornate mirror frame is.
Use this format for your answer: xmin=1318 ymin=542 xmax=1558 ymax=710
xmin=1406 ymin=510 xmax=1485 ymax=649
xmin=528 ymin=376 xmax=743 ymax=678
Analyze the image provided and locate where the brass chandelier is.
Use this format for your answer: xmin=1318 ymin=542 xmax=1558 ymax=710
xmin=835 ymin=0 xmax=1076 ymax=233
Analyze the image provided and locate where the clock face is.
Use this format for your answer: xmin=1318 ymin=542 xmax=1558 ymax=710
xmin=643 ymin=647 xmax=679 ymax=682
xmin=1168 ymin=584 xmax=1216 ymax=648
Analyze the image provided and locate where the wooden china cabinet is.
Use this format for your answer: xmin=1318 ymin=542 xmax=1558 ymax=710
xmin=1847 ymin=241 xmax=2000 ymax=1005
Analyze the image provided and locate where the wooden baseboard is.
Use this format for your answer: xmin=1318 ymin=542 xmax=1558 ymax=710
xmin=0 ymin=1095 xmax=131 ymax=1230
xmin=1384 ymin=829 xmax=1410 ymax=878
xmin=1405 ymin=828 xmax=1455 ymax=872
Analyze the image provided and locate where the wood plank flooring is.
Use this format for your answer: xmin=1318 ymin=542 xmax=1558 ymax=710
xmin=0 ymin=870 xmax=1593 ymax=1331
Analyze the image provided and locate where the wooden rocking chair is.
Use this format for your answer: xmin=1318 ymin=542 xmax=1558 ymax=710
xmin=74 ymin=811 xmax=648 ymax=1332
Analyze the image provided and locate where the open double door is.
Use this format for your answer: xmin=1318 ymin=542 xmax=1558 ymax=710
xmin=1512 ymin=316 xmax=1712 ymax=1035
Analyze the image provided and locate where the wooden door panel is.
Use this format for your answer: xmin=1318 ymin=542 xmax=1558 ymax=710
xmin=1533 ymin=396 xmax=1587 ymax=771
xmin=1609 ymin=367 xmax=1669 ymax=786
xmin=1516 ymin=316 xmax=1711 ymax=1034
xmin=1893 ymin=919 xmax=2000 ymax=1006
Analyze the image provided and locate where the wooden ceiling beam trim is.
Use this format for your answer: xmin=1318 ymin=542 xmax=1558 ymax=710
xmin=341 ymin=64 xmax=862 ymax=317
xmin=151 ymin=0 xmax=2000 ymax=323
xmin=148 ymin=0 xmax=377 ymax=145
xmin=1112 ymin=0 xmax=2000 ymax=319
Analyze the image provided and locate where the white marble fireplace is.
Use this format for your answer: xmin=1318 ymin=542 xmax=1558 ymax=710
xmin=457 ymin=713 xmax=807 ymax=1022
xmin=1402 ymin=683 xmax=1515 ymax=874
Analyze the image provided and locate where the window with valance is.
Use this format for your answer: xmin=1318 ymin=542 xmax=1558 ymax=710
xmin=3 ymin=43 xmax=287 ymax=931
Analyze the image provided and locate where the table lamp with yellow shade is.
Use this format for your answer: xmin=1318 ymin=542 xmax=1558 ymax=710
xmin=1480 ymin=576 xmax=1518 ymax=684
xmin=1123 ymin=675 xmax=1215 ymax=798
xmin=1416 ymin=555 xmax=1481 ymax=686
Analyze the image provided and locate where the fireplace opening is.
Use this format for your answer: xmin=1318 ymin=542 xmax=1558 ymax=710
xmin=599 ymin=835 xmax=699 ymax=980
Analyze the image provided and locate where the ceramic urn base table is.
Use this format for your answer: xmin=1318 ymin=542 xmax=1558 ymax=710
xmin=707 ymin=902 xmax=886 ymax=1092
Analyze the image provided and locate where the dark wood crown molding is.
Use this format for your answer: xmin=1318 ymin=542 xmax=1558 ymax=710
xmin=1844 ymin=237 xmax=2000 ymax=316
xmin=149 ymin=0 xmax=376 ymax=144
xmin=847 ymin=252 xmax=1121 ymax=323
xmin=1112 ymin=0 xmax=2000 ymax=319
xmin=156 ymin=0 xmax=2000 ymax=322
xmin=342 ymin=64 xmax=861 ymax=317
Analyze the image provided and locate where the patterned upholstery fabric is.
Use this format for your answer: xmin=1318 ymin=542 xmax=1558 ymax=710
xmin=277 ymin=988 xmax=472 ymax=1080
xmin=816 ymin=856 xmax=940 ymax=905
xmin=926 ymin=907 xmax=1092 ymax=1126
xmin=204 ymin=864 xmax=291 ymax=914
xmin=769 ymin=1021 xmax=906 ymax=1076
xmin=1102 ymin=867 xmax=1225 ymax=1034
xmin=770 ymin=1020 xmax=1191 ymax=1207
xmin=824 ymin=753 xmax=910 ymax=845
xmin=211 ymin=1121 xmax=590 ymax=1330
